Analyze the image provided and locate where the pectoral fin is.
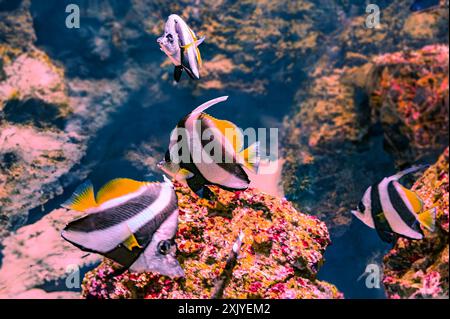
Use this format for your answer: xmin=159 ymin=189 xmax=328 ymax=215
xmin=175 ymin=168 xmax=194 ymax=181
xmin=194 ymin=36 xmax=205 ymax=46
xmin=123 ymin=233 xmax=142 ymax=251
xmin=417 ymin=207 xmax=436 ymax=232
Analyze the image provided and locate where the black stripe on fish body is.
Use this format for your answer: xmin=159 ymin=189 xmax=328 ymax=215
xmin=174 ymin=65 xmax=183 ymax=82
xmin=183 ymin=64 xmax=197 ymax=80
xmin=66 ymin=187 xmax=179 ymax=269
xmin=176 ymin=115 xmax=249 ymax=193
xmin=198 ymin=115 xmax=250 ymax=183
xmin=103 ymin=243 xmax=144 ymax=269
xmin=199 ymin=115 xmax=239 ymax=164
xmin=65 ymin=193 xmax=158 ymax=232
xmin=133 ymin=190 xmax=178 ymax=244
xmin=174 ymin=21 xmax=195 ymax=77
xmin=370 ymin=184 xmax=396 ymax=243
xmin=186 ymin=170 xmax=209 ymax=195
xmin=387 ymin=181 xmax=423 ymax=236
xmin=101 ymin=197 xmax=178 ymax=269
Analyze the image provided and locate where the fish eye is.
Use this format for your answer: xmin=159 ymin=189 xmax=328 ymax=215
xmin=358 ymin=201 xmax=365 ymax=212
xmin=157 ymin=240 xmax=171 ymax=255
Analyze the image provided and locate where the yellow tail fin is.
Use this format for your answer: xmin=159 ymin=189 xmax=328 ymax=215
xmin=418 ymin=207 xmax=436 ymax=232
xmin=62 ymin=181 xmax=97 ymax=212
xmin=239 ymin=142 xmax=260 ymax=173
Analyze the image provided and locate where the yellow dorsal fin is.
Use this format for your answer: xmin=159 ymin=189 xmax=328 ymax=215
xmin=175 ymin=168 xmax=194 ymax=181
xmin=62 ymin=181 xmax=97 ymax=212
xmin=204 ymin=114 xmax=243 ymax=152
xmin=96 ymin=178 xmax=147 ymax=205
xmin=400 ymin=185 xmax=423 ymax=213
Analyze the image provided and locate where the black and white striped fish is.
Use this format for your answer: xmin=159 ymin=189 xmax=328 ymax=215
xmin=157 ymin=14 xmax=204 ymax=82
xmin=158 ymin=96 xmax=260 ymax=198
xmin=60 ymin=177 xmax=184 ymax=278
xmin=351 ymin=166 xmax=436 ymax=243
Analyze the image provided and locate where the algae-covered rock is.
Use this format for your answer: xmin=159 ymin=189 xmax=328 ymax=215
xmin=0 ymin=46 xmax=77 ymax=240
xmin=370 ymin=45 xmax=449 ymax=166
xmin=383 ymin=148 xmax=449 ymax=299
xmin=82 ymin=184 xmax=342 ymax=299
xmin=0 ymin=208 xmax=101 ymax=298
xmin=282 ymin=41 xmax=449 ymax=234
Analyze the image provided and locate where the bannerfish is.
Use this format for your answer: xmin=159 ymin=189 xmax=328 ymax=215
xmin=351 ymin=165 xmax=436 ymax=243
xmin=410 ymin=0 xmax=441 ymax=12
xmin=158 ymin=96 xmax=260 ymax=198
xmin=157 ymin=14 xmax=205 ymax=82
xmin=61 ymin=177 xmax=184 ymax=278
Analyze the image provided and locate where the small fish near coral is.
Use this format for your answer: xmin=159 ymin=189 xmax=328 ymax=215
xmin=157 ymin=14 xmax=205 ymax=82
xmin=351 ymin=165 xmax=436 ymax=243
xmin=158 ymin=96 xmax=260 ymax=199
xmin=60 ymin=177 xmax=184 ymax=278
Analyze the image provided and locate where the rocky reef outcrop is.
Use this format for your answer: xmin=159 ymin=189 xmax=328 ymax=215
xmin=370 ymin=45 xmax=449 ymax=167
xmin=82 ymin=184 xmax=342 ymax=299
xmin=0 ymin=45 xmax=79 ymax=239
xmin=282 ymin=1 xmax=449 ymax=233
xmin=0 ymin=208 xmax=100 ymax=298
xmin=383 ymin=148 xmax=449 ymax=299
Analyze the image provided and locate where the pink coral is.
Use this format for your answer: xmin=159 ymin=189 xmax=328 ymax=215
xmin=383 ymin=148 xmax=449 ymax=299
xmin=82 ymin=184 xmax=342 ymax=299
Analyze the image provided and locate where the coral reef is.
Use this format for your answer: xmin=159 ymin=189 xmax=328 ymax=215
xmin=82 ymin=184 xmax=342 ymax=299
xmin=370 ymin=45 xmax=449 ymax=166
xmin=282 ymin=1 xmax=449 ymax=233
xmin=0 ymin=0 xmax=448 ymax=300
xmin=383 ymin=148 xmax=449 ymax=299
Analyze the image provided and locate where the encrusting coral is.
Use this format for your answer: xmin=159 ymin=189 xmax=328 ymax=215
xmin=370 ymin=45 xmax=449 ymax=166
xmin=383 ymin=148 xmax=449 ymax=299
xmin=82 ymin=183 xmax=342 ymax=299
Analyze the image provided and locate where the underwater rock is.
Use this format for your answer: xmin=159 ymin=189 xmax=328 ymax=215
xmin=282 ymin=62 xmax=387 ymax=235
xmin=0 ymin=47 xmax=71 ymax=124
xmin=0 ymin=2 xmax=162 ymax=243
xmin=0 ymin=0 xmax=35 ymax=50
xmin=282 ymin=2 xmax=448 ymax=233
xmin=0 ymin=208 xmax=100 ymax=298
xmin=370 ymin=45 xmax=449 ymax=167
xmin=0 ymin=47 xmax=77 ymax=240
xmin=383 ymin=147 xmax=449 ymax=299
xmin=82 ymin=184 xmax=342 ymax=299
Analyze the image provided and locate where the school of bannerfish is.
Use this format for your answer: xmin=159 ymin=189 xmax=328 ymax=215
xmin=60 ymin=13 xmax=437 ymax=279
